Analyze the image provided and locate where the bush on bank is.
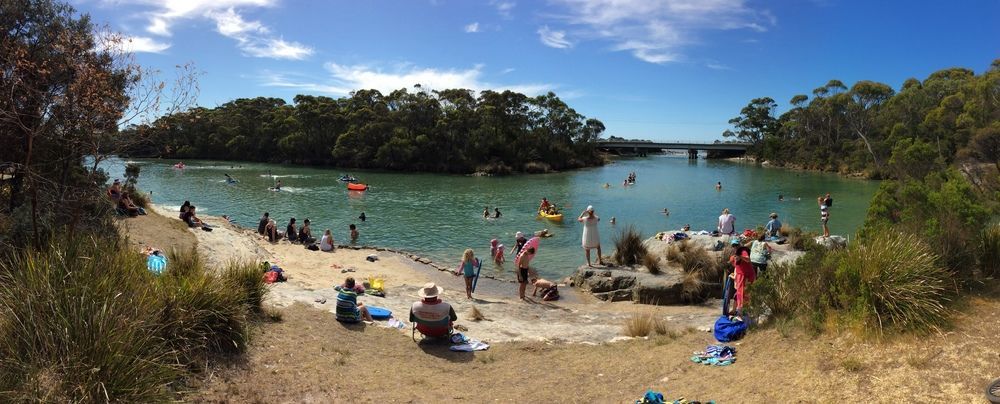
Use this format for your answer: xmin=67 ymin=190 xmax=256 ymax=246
xmin=0 ymin=236 xmax=266 ymax=402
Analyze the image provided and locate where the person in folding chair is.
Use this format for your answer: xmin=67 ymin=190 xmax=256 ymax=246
xmin=409 ymin=282 xmax=458 ymax=341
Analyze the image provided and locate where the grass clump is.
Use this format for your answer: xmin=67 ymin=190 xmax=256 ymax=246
xmin=666 ymin=241 xmax=720 ymax=303
xmin=978 ymin=222 xmax=1000 ymax=279
xmin=835 ymin=231 xmax=950 ymax=335
xmin=642 ymin=253 xmax=661 ymax=275
xmin=0 ymin=236 xmax=267 ymax=402
xmin=622 ymin=312 xmax=668 ymax=337
xmin=612 ymin=225 xmax=648 ymax=267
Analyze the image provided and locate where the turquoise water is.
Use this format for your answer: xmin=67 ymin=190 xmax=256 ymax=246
xmin=104 ymin=156 xmax=879 ymax=280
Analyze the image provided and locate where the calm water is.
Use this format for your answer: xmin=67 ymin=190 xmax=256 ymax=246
xmin=104 ymin=156 xmax=879 ymax=280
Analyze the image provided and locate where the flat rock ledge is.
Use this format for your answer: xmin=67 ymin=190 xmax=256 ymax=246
xmin=569 ymin=265 xmax=690 ymax=305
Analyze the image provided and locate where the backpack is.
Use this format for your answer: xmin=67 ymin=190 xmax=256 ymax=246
xmin=713 ymin=315 xmax=747 ymax=342
xmin=263 ymin=271 xmax=279 ymax=284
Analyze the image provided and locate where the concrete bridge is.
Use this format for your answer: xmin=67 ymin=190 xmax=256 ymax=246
xmin=596 ymin=140 xmax=749 ymax=159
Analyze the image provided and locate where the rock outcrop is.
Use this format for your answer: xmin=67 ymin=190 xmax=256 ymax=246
xmin=570 ymin=265 xmax=689 ymax=305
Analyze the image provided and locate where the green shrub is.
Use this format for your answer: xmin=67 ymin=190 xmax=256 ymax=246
xmin=747 ymin=242 xmax=839 ymax=333
xmin=0 ymin=237 xmax=180 ymax=402
xmin=612 ymin=225 xmax=647 ymax=266
xmin=222 ymin=260 xmax=269 ymax=314
xmin=0 ymin=235 xmax=266 ymax=402
xmin=978 ymin=222 xmax=1000 ymax=278
xmin=835 ymin=231 xmax=950 ymax=335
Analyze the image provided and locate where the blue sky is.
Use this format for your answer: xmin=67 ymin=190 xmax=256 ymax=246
xmin=77 ymin=0 xmax=999 ymax=141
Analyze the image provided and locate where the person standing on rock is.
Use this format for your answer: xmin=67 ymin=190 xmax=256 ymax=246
xmin=818 ymin=197 xmax=830 ymax=238
xmin=578 ymin=205 xmax=604 ymax=267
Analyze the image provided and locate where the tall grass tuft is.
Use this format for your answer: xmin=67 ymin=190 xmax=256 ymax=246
xmin=978 ymin=222 xmax=1000 ymax=279
xmin=0 ymin=237 xmax=180 ymax=402
xmin=612 ymin=225 xmax=647 ymax=266
xmin=222 ymin=260 xmax=269 ymax=315
xmin=835 ymin=231 xmax=950 ymax=335
xmin=0 ymin=236 xmax=267 ymax=402
xmin=642 ymin=253 xmax=661 ymax=275
xmin=622 ymin=312 xmax=667 ymax=337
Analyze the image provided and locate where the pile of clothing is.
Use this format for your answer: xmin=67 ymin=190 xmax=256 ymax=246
xmin=690 ymin=345 xmax=736 ymax=366
xmin=636 ymin=390 xmax=715 ymax=404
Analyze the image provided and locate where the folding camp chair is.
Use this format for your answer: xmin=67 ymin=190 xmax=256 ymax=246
xmin=410 ymin=311 xmax=453 ymax=342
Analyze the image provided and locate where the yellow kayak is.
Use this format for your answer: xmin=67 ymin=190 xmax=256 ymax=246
xmin=538 ymin=210 xmax=564 ymax=222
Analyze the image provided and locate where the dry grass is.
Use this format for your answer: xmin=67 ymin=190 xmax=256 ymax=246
xmin=613 ymin=225 xmax=648 ymax=266
xmin=185 ymin=296 xmax=1000 ymax=403
xmin=665 ymin=242 xmax=721 ymax=302
xmin=643 ymin=253 xmax=661 ymax=275
xmin=839 ymin=357 xmax=867 ymax=372
xmin=622 ymin=312 xmax=668 ymax=337
xmin=468 ymin=306 xmax=487 ymax=322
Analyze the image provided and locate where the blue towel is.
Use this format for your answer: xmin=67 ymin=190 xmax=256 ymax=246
xmin=147 ymin=254 xmax=167 ymax=274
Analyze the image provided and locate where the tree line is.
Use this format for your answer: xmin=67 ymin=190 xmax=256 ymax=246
xmin=126 ymin=89 xmax=607 ymax=174
xmin=724 ymin=61 xmax=1000 ymax=178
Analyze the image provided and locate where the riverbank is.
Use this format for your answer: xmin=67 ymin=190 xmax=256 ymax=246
xmin=145 ymin=205 xmax=719 ymax=344
xmin=120 ymin=206 xmax=1000 ymax=402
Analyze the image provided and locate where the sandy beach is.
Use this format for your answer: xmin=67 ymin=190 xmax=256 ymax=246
xmin=148 ymin=205 xmax=719 ymax=344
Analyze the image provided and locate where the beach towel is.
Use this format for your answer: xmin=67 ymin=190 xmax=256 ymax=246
xmin=691 ymin=344 xmax=737 ymax=366
xmin=147 ymin=254 xmax=167 ymax=274
xmin=449 ymin=340 xmax=490 ymax=352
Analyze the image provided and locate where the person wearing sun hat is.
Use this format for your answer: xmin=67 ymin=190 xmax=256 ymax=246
xmin=577 ymin=205 xmax=603 ymax=267
xmin=409 ymin=282 xmax=457 ymax=338
xmin=512 ymin=231 xmax=528 ymax=257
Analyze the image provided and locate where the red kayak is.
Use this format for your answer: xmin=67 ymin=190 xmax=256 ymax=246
xmin=347 ymin=183 xmax=368 ymax=191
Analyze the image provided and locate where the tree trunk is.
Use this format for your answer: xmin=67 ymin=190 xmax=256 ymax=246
xmin=855 ymin=129 xmax=880 ymax=168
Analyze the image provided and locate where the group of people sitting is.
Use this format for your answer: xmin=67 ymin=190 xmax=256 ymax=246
xmin=108 ymin=179 xmax=146 ymax=216
xmin=256 ymin=211 xmax=359 ymax=251
xmin=537 ymin=197 xmax=559 ymax=215
xmin=334 ymin=278 xmax=460 ymax=339
xmin=178 ymin=201 xmax=210 ymax=230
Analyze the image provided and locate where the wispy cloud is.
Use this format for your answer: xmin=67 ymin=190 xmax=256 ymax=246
xmin=105 ymin=0 xmax=312 ymax=59
xmin=123 ymin=35 xmax=173 ymax=53
xmin=537 ymin=26 xmax=572 ymax=49
xmin=491 ymin=0 xmax=516 ymax=18
xmin=464 ymin=22 xmax=480 ymax=33
xmin=705 ymin=61 xmax=733 ymax=71
xmin=545 ymin=0 xmax=773 ymax=64
xmin=500 ymin=67 xmax=516 ymax=74
xmin=261 ymin=63 xmax=554 ymax=96
xmin=207 ymin=8 xmax=313 ymax=59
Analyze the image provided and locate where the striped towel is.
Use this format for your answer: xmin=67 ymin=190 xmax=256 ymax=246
xmin=147 ymin=254 xmax=167 ymax=274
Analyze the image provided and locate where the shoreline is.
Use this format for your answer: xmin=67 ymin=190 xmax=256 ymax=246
xmin=149 ymin=205 xmax=720 ymax=344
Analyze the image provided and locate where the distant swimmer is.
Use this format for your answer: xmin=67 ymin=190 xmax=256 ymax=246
xmin=483 ymin=206 xmax=490 ymax=218
xmin=602 ymin=183 xmax=610 ymax=188
xmin=778 ymin=194 xmax=784 ymax=202
xmin=662 ymin=208 xmax=670 ymax=215
xmin=225 ymin=173 xmax=237 ymax=183
xmin=609 ymin=217 xmax=616 ymax=225
xmin=494 ymin=207 xmax=502 ymax=219
xmin=359 ymin=212 xmax=366 ymax=222
xmin=715 ymin=181 xmax=722 ymax=191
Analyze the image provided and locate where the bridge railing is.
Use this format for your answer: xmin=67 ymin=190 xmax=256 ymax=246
xmin=597 ymin=140 xmax=749 ymax=146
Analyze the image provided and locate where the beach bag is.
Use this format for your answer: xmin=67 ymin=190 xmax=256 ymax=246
xmin=263 ymin=271 xmax=279 ymax=284
xmin=306 ymin=243 xmax=319 ymax=251
xmin=713 ymin=315 xmax=747 ymax=342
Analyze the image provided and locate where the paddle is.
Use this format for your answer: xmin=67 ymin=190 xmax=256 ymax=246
xmin=471 ymin=258 xmax=483 ymax=293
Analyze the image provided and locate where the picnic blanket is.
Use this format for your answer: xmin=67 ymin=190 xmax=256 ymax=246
xmin=690 ymin=344 xmax=736 ymax=366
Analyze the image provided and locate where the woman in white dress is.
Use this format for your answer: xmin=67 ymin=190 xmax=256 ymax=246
xmin=578 ymin=205 xmax=604 ymax=267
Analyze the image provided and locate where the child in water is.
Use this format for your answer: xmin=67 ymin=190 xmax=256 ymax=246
xmin=349 ymin=224 xmax=359 ymax=243
xmin=494 ymin=243 xmax=506 ymax=264
xmin=455 ymin=248 xmax=478 ymax=299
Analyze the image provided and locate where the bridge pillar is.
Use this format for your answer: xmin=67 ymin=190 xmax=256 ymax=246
xmin=687 ymin=149 xmax=697 ymax=160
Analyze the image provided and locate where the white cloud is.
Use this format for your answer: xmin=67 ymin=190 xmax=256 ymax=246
xmin=545 ymin=0 xmax=773 ymax=64
xmin=464 ymin=22 xmax=480 ymax=33
xmin=491 ymin=0 xmax=516 ymax=18
xmin=705 ymin=62 xmax=733 ymax=71
xmin=106 ymin=0 xmax=312 ymax=59
xmin=94 ymin=31 xmax=171 ymax=54
xmin=261 ymin=63 xmax=554 ymax=96
xmin=500 ymin=67 xmax=516 ymax=74
xmin=207 ymin=8 xmax=313 ymax=59
xmin=537 ymin=26 xmax=573 ymax=49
